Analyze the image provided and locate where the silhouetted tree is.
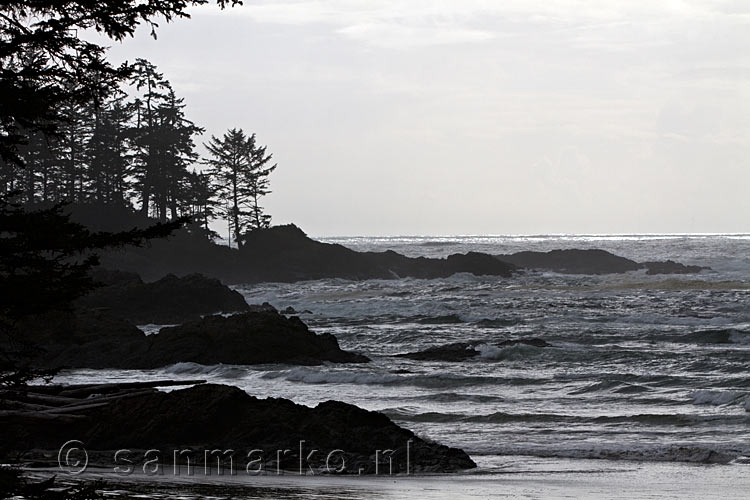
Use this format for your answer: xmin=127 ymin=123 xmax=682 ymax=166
xmin=246 ymin=140 xmax=276 ymax=231
xmin=129 ymin=60 xmax=202 ymax=221
xmin=183 ymin=169 xmax=218 ymax=236
xmin=0 ymin=0 xmax=239 ymax=168
xmin=204 ymin=128 xmax=277 ymax=247
xmin=87 ymin=91 xmax=134 ymax=206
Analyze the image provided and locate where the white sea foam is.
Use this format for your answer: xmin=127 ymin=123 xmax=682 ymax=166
xmin=136 ymin=323 xmax=176 ymax=335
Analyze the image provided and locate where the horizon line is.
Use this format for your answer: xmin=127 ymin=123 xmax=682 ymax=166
xmin=312 ymin=232 xmax=750 ymax=239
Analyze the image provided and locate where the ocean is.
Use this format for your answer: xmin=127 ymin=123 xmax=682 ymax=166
xmin=53 ymin=234 xmax=750 ymax=498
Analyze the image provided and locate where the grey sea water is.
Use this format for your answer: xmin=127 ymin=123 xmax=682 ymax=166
xmin=54 ymin=234 xmax=750 ymax=496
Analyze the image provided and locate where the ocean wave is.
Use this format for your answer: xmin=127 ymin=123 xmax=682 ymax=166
xmin=474 ymin=444 xmax=743 ymax=464
xmin=476 ymin=343 xmax=544 ymax=361
xmin=261 ymin=368 xmax=404 ymax=385
xmin=417 ymin=314 xmax=465 ymax=324
xmin=473 ymin=317 xmax=521 ymax=328
xmin=689 ymin=389 xmax=749 ymax=407
xmin=599 ymin=279 xmax=750 ymax=291
xmin=161 ymin=362 xmax=249 ymax=379
xmin=680 ymin=328 xmax=750 ymax=344
xmin=405 ymin=392 xmax=508 ymax=403
xmin=569 ymin=380 xmax=651 ymax=395
xmin=259 ymin=366 xmax=546 ymax=388
xmin=384 ymin=408 xmax=750 ymax=427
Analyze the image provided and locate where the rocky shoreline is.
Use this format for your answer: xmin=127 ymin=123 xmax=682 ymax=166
xmin=1 ymin=382 xmax=475 ymax=475
xmin=1 ymin=219 xmax=716 ymax=481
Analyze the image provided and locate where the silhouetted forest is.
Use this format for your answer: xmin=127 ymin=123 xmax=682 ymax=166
xmin=1 ymin=0 xmax=273 ymax=245
xmin=1 ymin=0 xmax=241 ymax=394
xmin=1 ymin=56 xmax=276 ymax=241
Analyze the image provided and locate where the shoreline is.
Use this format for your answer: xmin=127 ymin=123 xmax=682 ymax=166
xmin=19 ymin=456 xmax=750 ymax=499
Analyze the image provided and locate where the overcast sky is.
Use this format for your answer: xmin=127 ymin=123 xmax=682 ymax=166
xmin=103 ymin=0 xmax=749 ymax=236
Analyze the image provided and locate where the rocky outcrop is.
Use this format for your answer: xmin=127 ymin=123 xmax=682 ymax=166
xmin=496 ymin=249 xmax=709 ymax=275
xmin=147 ymin=312 xmax=369 ymax=366
xmin=496 ymin=249 xmax=641 ymax=274
xmin=642 ymin=260 xmax=710 ymax=275
xmin=14 ymin=308 xmax=151 ymax=369
xmin=97 ymin=223 xmax=514 ymax=282
xmin=1 ymin=383 xmax=476 ymax=474
xmin=396 ymin=338 xmax=553 ymax=361
xmin=15 ymin=309 xmax=368 ymax=369
xmin=238 ymin=225 xmax=515 ymax=282
xmin=77 ymin=271 xmax=249 ymax=324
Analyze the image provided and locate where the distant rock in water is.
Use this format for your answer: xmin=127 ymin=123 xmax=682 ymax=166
xmin=15 ymin=310 xmax=368 ymax=369
xmin=418 ymin=314 xmax=465 ymax=324
xmin=642 ymin=260 xmax=710 ymax=275
xmin=496 ymin=249 xmax=641 ymax=274
xmin=397 ymin=338 xmax=553 ymax=361
xmin=3 ymin=384 xmax=475 ymax=474
xmin=77 ymin=270 xmax=249 ymax=323
xmin=398 ymin=342 xmax=479 ymax=361
xmin=495 ymin=249 xmax=709 ymax=275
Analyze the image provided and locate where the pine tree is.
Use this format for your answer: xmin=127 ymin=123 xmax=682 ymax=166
xmin=129 ymin=61 xmax=202 ymax=221
xmin=204 ymin=128 xmax=277 ymax=248
xmin=87 ymin=91 xmax=134 ymax=206
xmin=247 ymin=139 xmax=276 ymax=231
xmin=183 ymin=169 xmax=218 ymax=237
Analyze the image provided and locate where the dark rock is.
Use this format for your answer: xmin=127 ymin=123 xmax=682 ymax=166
xmin=1 ymin=384 xmax=476 ymax=474
xmin=281 ymin=306 xmax=297 ymax=314
xmin=475 ymin=317 xmax=520 ymax=327
xmin=496 ymin=249 xmax=642 ymax=274
xmin=14 ymin=309 xmax=368 ymax=369
xmin=397 ymin=338 xmax=553 ymax=361
xmin=396 ymin=342 xmax=479 ymax=361
xmin=444 ymin=252 xmax=514 ymax=276
xmin=496 ymin=248 xmax=710 ymax=275
xmin=14 ymin=309 xmax=150 ymax=369
xmin=96 ymin=222 xmax=514 ymax=283
xmin=77 ymin=272 xmax=249 ymax=324
xmin=643 ymin=260 xmax=709 ymax=275
xmin=147 ymin=312 xmax=370 ymax=366
xmin=418 ymin=314 xmax=464 ymax=324
xmin=248 ymin=301 xmax=278 ymax=313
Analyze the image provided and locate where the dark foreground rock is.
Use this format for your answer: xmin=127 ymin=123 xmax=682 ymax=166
xmin=1 ymin=383 xmax=475 ymax=474
xmin=397 ymin=338 xmax=553 ymax=361
xmin=77 ymin=271 xmax=249 ymax=324
xmin=496 ymin=249 xmax=709 ymax=275
xmin=15 ymin=310 xmax=368 ymax=369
